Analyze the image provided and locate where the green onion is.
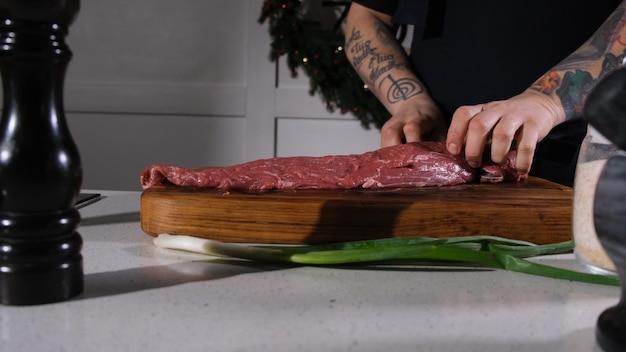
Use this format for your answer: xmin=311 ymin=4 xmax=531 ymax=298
xmin=153 ymin=234 xmax=619 ymax=286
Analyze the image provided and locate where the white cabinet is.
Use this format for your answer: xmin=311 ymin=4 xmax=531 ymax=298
xmin=274 ymin=57 xmax=381 ymax=157
xmin=62 ymin=0 xmax=380 ymax=190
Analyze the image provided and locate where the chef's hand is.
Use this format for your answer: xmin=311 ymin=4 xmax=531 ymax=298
xmin=445 ymin=89 xmax=565 ymax=174
xmin=380 ymin=98 xmax=447 ymax=147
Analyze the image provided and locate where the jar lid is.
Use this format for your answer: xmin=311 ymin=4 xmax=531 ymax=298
xmin=589 ymin=126 xmax=612 ymax=145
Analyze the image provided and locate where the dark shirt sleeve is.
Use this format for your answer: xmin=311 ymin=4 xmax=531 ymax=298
xmin=351 ymin=0 xmax=398 ymax=15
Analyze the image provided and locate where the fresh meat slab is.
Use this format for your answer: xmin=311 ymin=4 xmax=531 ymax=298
xmin=141 ymin=142 xmax=524 ymax=191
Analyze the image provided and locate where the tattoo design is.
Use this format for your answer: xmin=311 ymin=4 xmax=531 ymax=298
xmin=532 ymin=70 xmax=560 ymax=94
xmin=346 ymin=18 xmax=415 ymax=94
xmin=350 ymin=39 xmax=376 ymax=69
xmin=530 ymin=3 xmax=626 ymax=119
xmin=345 ymin=28 xmax=362 ymax=50
xmin=600 ymin=50 xmax=626 ymax=74
xmin=555 ymin=51 xmax=626 ymax=117
xmin=368 ymin=56 xmax=406 ymax=82
xmin=380 ymin=74 xmax=423 ymax=104
xmin=556 ymin=70 xmax=594 ymax=117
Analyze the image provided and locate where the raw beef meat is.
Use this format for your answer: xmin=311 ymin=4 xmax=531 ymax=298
xmin=141 ymin=142 xmax=524 ymax=191
xmin=480 ymin=150 xmax=526 ymax=183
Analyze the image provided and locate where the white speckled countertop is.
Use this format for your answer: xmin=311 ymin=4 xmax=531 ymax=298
xmin=1 ymin=190 xmax=618 ymax=352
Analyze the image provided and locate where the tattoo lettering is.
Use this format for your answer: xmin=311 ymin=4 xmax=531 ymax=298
xmin=345 ymin=28 xmax=362 ymax=50
xmin=380 ymin=74 xmax=423 ymax=104
xmin=350 ymin=36 xmax=409 ymax=85
xmin=369 ymin=59 xmax=406 ymax=82
xmin=350 ymin=39 xmax=376 ymax=69
xmin=347 ymin=21 xmax=414 ymax=95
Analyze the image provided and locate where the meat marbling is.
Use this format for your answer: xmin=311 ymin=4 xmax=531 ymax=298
xmin=141 ymin=142 xmax=525 ymax=191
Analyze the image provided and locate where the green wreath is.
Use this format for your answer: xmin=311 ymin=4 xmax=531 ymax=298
xmin=259 ymin=0 xmax=390 ymax=129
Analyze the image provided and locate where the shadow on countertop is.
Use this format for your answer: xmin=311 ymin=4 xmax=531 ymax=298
xmin=78 ymin=259 xmax=290 ymax=301
xmin=80 ymin=212 xmax=141 ymax=226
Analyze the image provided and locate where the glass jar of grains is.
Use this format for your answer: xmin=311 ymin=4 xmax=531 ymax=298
xmin=572 ymin=125 xmax=619 ymax=275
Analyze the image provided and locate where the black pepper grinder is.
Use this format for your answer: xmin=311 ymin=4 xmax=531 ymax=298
xmin=0 ymin=0 xmax=83 ymax=305
xmin=583 ymin=67 xmax=626 ymax=351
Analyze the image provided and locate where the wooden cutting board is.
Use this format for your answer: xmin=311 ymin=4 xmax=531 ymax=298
xmin=140 ymin=177 xmax=573 ymax=245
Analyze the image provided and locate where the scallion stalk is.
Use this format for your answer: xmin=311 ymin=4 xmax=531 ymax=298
xmin=153 ymin=234 xmax=620 ymax=286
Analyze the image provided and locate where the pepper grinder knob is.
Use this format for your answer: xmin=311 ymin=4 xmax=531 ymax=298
xmin=583 ymin=67 xmax=626 ymax=351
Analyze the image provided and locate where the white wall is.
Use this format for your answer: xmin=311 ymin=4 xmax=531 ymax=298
xmin=63 ymin=0 xmax=381 ymax=191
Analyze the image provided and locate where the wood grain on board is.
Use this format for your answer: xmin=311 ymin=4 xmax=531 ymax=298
xmin=140 ymin=177 xmax=573 ymax=245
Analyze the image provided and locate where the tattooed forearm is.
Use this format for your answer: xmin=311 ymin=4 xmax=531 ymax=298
xmin=365 ymin=22 xmax=410 ymax=82
xmin=346 ymin=17 xmax=415 ymax=89
xmin=559 ymin=52 xmax=626 ymax=116
xmin=528 ymin=3 xmax=626 ymax=120
xmin=348 ymin=28 xmax=408 ymax=75
xmin=531 ymin=51 xmax=626 ymax=118
xmin=557 ymin=7 xmax=625 ymax=70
